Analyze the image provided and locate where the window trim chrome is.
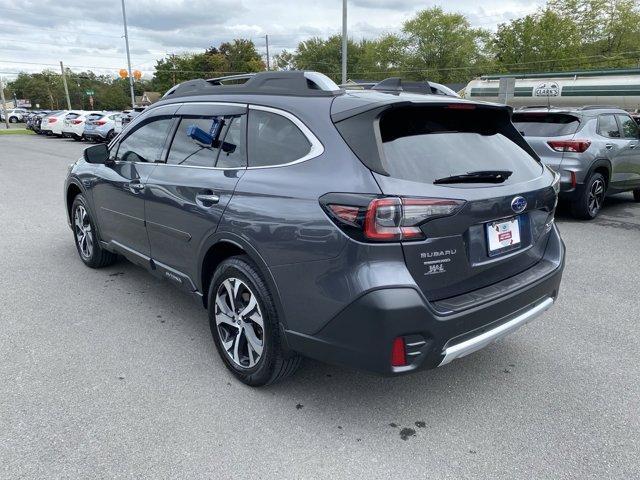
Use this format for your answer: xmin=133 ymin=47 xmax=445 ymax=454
xmin=110 ymin=101 xmax=324 ymax=171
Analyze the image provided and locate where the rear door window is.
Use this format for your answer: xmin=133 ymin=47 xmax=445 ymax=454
xmin=512 ymin=112 xmax=580 ymax=137
xmin=616 ymin=114 xmax=639 ymax=139
xmin=247 ymin=109 xmax=312 ymax=167
xmin=378 ymin=106 xmax=542 ymax=185
xmin=167 ymin=115 xmax=246 ymax=168
xmin=598 ymin=115 xmax=621 ymax=138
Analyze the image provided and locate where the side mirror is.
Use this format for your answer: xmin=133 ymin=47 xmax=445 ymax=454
xmin=84 ymin=143 xmax=110 ymax=164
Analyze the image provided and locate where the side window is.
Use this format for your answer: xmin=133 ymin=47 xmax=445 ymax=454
xmin=247 ymin=109 xmax=312 ymax=167
xmin=116 ymin=117 xmax=173 ymax=163
xmin=598 ymin=115 xmax=621 ymax=139
xmin=616 ymin=114 xmax=639 ymax=139
xmin=167 ymin=115 xmax=246 ymax=168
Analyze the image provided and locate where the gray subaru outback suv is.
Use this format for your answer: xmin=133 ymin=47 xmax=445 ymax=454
xmin=513 ymin=107 xmax=640 ymax=219
xmin=64 ymin=71 xmax=565 ymax=386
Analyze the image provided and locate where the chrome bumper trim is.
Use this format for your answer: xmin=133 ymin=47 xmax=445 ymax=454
xmin=439 ymin=297 xmax=554 ymax=367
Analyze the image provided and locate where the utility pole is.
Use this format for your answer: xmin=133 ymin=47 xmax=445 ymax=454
xmin=265 ymin=35 xmax=271 ymax=71
xmin=120 ymin=0 xmax=136 ymax=109
xmin=341 ymin=0 xmax=348 ymax=84
xmin=60 ymin=61 xmax=72 ymax=110
xmin=0 ymin=77 xmax=9 ymax=129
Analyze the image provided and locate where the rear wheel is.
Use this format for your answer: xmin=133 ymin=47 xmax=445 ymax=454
xmin=208 ymin=256 xmax=301 ymax=386
xmin=633 ymin=189 xmax=640 ymax=202
xmin=71 ymin=194 xmax=118 ymax=268
xmin=9 ymin=117 xmax=17 ymax=123
xmin=106 ymin=130 xmax=115 ymax=142
xmin=571 ymin=172 xmax=606 ymax=220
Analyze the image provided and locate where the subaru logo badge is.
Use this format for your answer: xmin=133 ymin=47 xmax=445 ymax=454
xmin=511 ymin=196 xmax=527 ymax=214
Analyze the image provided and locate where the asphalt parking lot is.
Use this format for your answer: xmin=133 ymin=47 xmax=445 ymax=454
xmin=1 ymin=135 xmax=638 ymax=479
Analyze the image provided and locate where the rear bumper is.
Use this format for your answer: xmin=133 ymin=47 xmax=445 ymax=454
xmin=285 ymin=226 xmax=565 ymax=375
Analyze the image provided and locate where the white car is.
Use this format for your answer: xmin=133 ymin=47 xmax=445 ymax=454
xmin=62 ymin=111 xmax=101 ymax=141
xmin=45 ymin=110 xmax=83 ymax=137
xmin=40 ymin=111 xmax=68 ymax=135
xmin=1 ymin=108 xmax=29 ymax=123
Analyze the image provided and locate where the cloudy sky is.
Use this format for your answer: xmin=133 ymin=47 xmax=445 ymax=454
xmin=0 ymin=0 xmax=546 ymax=79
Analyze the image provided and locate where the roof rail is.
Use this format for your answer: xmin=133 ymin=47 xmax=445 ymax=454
xmin=161 ymin=71 xmax=343 ymax=99
xmin=369 ymin=77 xmax=458 ymax=97
xmin=578 ymin=105 xmax=623 ymax=111
xmin=516 ymin=105 xmax=557 ymax=110
xmin=208 ymin=73 xmax=257 ymax=85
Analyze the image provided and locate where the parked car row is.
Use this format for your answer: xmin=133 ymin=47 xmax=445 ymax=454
xmin=24 ymin=108 xmax=146 ymax=142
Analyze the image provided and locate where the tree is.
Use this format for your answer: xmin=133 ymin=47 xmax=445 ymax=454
xmin=273 ymin=50 xmax=295 ymax=71
xmin=401 ymin=7 xmax=491 ymax=83
xmin=355 ymin=35 xmax=407 ymax=81
xmin=549 ymin=0 xmax=640 ymax=67
xmin=219 ymin=39 xmax=265 ymax=73
xmin=493 ymin=9 xmax=582 ymax=72
xmin=287 ymin=35 xmax=363 ymax=82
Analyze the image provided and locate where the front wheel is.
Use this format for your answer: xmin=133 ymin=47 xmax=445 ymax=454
xmin=208 ymin=256 xmax=301 ymax=386
xmin=9 ymin=117 xmax=17 ymax=123
xmin=71 ymin=195 xmax=118 ymax=268
xmin=571 ymin=172 xmax=606 ymax=220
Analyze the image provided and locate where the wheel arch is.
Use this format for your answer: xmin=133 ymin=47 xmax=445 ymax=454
xmin=198 ymin=232 xmax=288 ymax=328
xmin=587 ymin=158 xmax=612 ymax=188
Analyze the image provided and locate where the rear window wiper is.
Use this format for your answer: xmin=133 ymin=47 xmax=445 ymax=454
xmin=433 ymin=170 xmax=513 ymax=185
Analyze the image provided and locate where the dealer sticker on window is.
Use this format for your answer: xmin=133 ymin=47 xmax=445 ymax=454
xmin=487 ymin=217 xmax=521 ymax=256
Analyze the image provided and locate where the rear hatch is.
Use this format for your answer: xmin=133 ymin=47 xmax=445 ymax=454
xmin=334 ymin=101 xmax=558 ymax=301
xmin=85 ymin=113 xmax=105 ymax=130
xmin=512 ymin=111 xmax=582 ymax=172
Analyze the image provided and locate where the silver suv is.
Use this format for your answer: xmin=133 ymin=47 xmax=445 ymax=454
xmin=513 ymin=107 xmax=640 ymax=219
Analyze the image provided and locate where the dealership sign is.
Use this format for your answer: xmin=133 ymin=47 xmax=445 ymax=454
xmin=534 ymin=82 xmax=560 ymax=97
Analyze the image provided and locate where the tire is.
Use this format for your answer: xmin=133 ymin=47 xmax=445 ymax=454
xmin=71 ymin=194 xmax=118 ymax=268
xmin=571 ymin=172 xmax=606 ymax=220
xmin=633 ymin=189 xmax=640 ymax=202
xmin=106 ymin=130 xmax=115 ymax=142
xmin=207 ymin=255 xmax=302 ymax=386
xmin=73 ymin=134 xmax=82 ymax=142
xmin=9 ymin=117 xmax=17 ymax=123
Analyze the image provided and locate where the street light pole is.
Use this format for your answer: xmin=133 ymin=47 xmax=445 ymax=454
xmin=265 ymin=35 xmax=271 ymax=71
xmin=120 ymin=0 xmax=136 ymax=109
xmin=0 ymin=77 xmax=10 ymax=129
xmin=341 ymin=0 xmax=348 ymax=84
xmin=60 ymin=61 xmax=72 ymax=110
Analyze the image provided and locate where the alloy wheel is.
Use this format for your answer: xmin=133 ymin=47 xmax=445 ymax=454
xmin=74 ymin=205 xmax=94 ymax=259
xmin=588 ymin=178 xmax=605 ymax=217
xmin=214 ymin=277 xmax=265 ymax=369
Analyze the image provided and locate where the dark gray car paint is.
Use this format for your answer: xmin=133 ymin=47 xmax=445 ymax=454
xmin=65 ymin=87 xmax=565 ymax=372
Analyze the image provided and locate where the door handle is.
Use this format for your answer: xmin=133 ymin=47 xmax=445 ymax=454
xmin=629 ymin=143 xmax=638 ymax=149
xmin=605 ymin=143 xmax=614 ymax=150
xmin=196 ymin=192 xmax=220 ymax=207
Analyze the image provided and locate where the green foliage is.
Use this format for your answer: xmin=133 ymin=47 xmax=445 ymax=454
xmin=492 ymin=9 xmax=582 ymax=72
xmin=151 ymin=39 xmax=265 ymax=92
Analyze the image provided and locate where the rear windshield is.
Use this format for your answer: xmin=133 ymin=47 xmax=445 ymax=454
xmin=512 ymin=112 xmax=580 ymax=137
xmin=378 ymin=106 xmax=542 ymax=185
xmin=65 ymin=113 xmax=81 ymax=120
xmin=86 ymin=114 xmax=104 ymax=121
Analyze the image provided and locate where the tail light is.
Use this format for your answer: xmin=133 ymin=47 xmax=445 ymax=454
xmin=95 ymin=120 xmax=107 ymax=126
xmin=391 ymin=337 xmax=407 ymax=367
xmin=48 ymin=117 xmax=57 ymax=123
xmin=321 ymin=194 xmax=464 ymax=242
xmin=547 ymin=139 xmax=591 ymax=153
xmin=72 ymin=119 xmax=83 ymax=125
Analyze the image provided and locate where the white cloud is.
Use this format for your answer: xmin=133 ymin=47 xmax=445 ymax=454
xmin=0 ymin=0 xmax=546 ymax=79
